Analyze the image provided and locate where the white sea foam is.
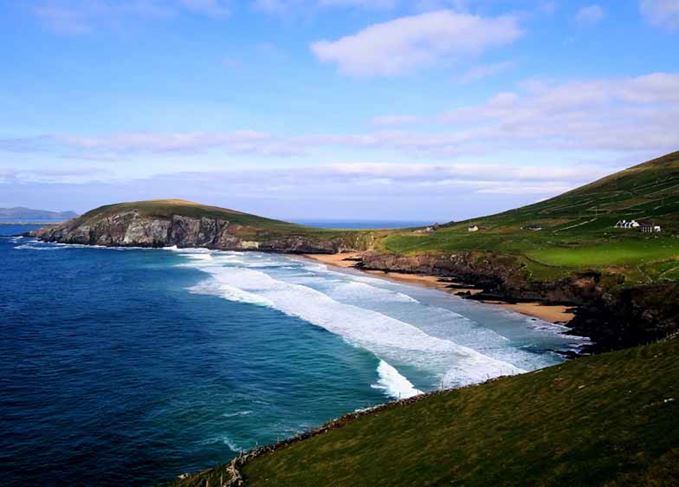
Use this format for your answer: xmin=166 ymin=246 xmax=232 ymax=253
xmin=188 ymin=279 xmax=274 ymax=308
xmin=371 ymin=360 xmax=422 ymax=399
xmin=177 ymin=251 xmax=525 ymax=389
xmin=316 ymin=280 xmax=419 ymax=304
xmin=201 ymin=434 xmax=244 ymax=452
xmin=222 ymin=410 xmax=253 ymax=418
xmin=14 ymin=243 xmax=66 ymax=251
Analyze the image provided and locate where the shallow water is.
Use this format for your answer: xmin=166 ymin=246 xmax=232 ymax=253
xmin=0 ymin=225 xmax=587 ymax=486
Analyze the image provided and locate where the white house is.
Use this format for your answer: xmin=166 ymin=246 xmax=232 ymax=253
xmin=615 ymin=219 xmax=661 ymax=232
xmin=614 ymin=219 xmax=640 ymax=229
xmin=639 ymin=221 xmax=662 ymax=233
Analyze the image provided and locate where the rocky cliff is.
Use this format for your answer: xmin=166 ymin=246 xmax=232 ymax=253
xmin=357 ymin=251 xmax=678 ymax=352
xmin=32 ymin=201 xmax=367 ymax=254
xmin=32 ymin=199 xmax=677 ymax=353
xmin=359 ymin=251 xmax=603 ymax=304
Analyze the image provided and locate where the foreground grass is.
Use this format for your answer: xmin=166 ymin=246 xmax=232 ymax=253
xmin=173 ymin=338 xmax=679 ymax=486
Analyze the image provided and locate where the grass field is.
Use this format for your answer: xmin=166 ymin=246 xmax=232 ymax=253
xmin=526 ymin=239 xmax=679 ymax=267
xmin=75 ymin=153 xmax=678 ymax=279
xmin=172 ymin=338 xmax=679 ymax=487
xmin=377 ymin=152 xmax=679 ymax=284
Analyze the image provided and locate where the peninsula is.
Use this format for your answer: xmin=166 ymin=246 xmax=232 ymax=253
xmin=30 ymin=151 xmax=679 ymax=487
xmin=34 ymin=151 xmax=679 ymax=353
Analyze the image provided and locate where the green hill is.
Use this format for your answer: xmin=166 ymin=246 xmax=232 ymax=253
xmin=33 ymin=198 xmax=375 ymax=252
xmin=381 ymin=152 xmax=679 ymax=283
xmin=477 ymin=150 xmax=678 ymax=228
xmin=74 ymin=199 xmax=302 ymax=232
xmin=172 ymin=337 xmax=678 ymax=487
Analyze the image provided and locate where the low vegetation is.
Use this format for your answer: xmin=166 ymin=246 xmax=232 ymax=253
xmin=380 ymin=151 xmax=679 ymax=284
xmin=172 ymin=337 xmax=678 ymax=487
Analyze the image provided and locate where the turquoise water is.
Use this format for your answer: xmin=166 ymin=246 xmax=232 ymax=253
xmin=0 ymin=225 xmax=588 ymax=486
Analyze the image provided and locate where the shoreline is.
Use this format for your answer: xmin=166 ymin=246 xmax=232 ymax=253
xmin=303 ymin=252 xmax=575 ymax=325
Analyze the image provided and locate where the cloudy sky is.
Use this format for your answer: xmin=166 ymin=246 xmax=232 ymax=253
xmin=1 ymin=0 xmax=677 ymax=221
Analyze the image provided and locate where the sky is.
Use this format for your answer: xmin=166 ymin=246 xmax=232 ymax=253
xmin=0 ymin=0 xmax=678 ymax=221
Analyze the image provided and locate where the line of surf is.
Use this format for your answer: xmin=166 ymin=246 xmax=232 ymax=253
xmin=172 ymin=249 xmax=525 ymax=389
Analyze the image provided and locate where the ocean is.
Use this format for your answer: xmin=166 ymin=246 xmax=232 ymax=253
xmin=0 ymin=224 xmax=588 ymax=486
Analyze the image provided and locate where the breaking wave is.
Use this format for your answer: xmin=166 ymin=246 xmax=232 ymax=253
xmin=175 ymin=249 xmax=526 ymax=389
xmin=372 ymin=360 xmax=422 ymax=399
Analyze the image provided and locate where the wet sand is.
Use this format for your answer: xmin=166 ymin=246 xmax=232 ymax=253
xmin=304 ymin=253 xmax=575 ymax=324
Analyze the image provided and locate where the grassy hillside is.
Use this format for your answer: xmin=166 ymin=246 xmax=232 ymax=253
xmin=381 ymin=152 xmax=679 ymax=283
xmin=76 ymin=199 xmax=304 ymax=232
xmin=64 ymin=199 xmax=378 ymax=246
xmin=173 ymin=337 xmax=679 ymax=487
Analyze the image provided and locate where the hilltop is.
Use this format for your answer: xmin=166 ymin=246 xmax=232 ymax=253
xmin=32 ymin=199 xmax=370 ymax=253
xmin=26 ymin=155 xmax=678 ymax=487
xmin=33 ymin=153 xmax=679 ymax=350
xmin=172 ymin=337 xmax=679 ymax=487
xmin=378 ymin=151 xmax=678 ymax=284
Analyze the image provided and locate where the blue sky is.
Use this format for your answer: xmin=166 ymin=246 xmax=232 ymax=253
xmin=1 ymin=0 xmax=677 ymax=221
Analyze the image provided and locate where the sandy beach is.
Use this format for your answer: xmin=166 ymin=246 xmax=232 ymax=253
xmin=304 ymin=253 xmax=575 ymax=325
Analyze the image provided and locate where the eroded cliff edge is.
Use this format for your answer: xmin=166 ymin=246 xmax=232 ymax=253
xmin=31 ymin=203 xmax=372 ymax=254
xmin=31 ymin=199 xmax=678 ymax=354
xmin=356 ymin=251 xmax=679 ymax=353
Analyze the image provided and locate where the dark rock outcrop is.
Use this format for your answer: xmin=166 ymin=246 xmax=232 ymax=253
xmin=570 ymin=282 xmax=679 ymax=353
xmin=33 ymin=210 xmax=357 ymax=254
xmin=359 ymin=251 xmax=602 ymax=305
xmin=358 ymin=251 xmax=677 ymax=352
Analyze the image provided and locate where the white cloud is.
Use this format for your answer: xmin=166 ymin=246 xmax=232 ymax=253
xmin=178 ymin=0 xmax=230 ymax=16
xmin=34 ymin=0 xmax=230 ymax=34
xmin=252 ymin=0 xmax=394 ymax=14
xmin=575 ymin=4 xmax=604 ymax=25
xmin=318 ymin=0 xmax=396 ymax=8
xmin=54 ymin=130 xmax=303 ymax=156
xmin=4 ymin=73 xmax=677 ymax=160
xmin=640 ymin=0 xmax=679 ymax=30
xmin=310 ymin=10 xmax=522 ymax=77
xmin=457 ymin=60 xmax=515 ymax=83
xmin=353 ymin=73 xmax=679 ymax=154
xmin=371 ymin=115 xmax=423 ymax=127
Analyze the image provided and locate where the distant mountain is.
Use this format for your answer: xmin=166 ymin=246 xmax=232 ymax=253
xmin=0 ymin=207 xmax=78 ymax=221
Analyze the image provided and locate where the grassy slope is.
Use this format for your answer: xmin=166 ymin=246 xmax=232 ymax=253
xmin=381 ymin=152 xmax=679 ymax=283
xmin=175 ymin=338 xmax=679 ymax=487
xmin=70 ymin=199 xmax=369 ymax=242
xmin=76 ymin=199 xmax=303 ymax=231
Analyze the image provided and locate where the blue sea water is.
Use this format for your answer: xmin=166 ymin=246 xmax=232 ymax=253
xmin=0 ymin=224 xmax=588 ymax=486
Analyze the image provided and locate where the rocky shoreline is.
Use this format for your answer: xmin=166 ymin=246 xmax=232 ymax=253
xmin=310 ymin=251 xmax=678 ymax=354
xmin=28 ymin=211 xmax=362 ymax=254
xmin=30 ymin=211 xmax=678 ymax=354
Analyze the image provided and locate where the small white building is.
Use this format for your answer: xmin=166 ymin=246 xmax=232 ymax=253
xmin=639 ymin=221 xmax=662 ymax=233
xmin=615 ymin=219 xmax=661 ymax=232
xmin=614 ymin=219 xmax=640 ymax=229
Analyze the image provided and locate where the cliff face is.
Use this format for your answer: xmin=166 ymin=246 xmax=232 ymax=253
xmin=359 ymin=251 xmax=602 ymax=304
xmin=32 ymin=199 xmax=677 ymax=353
xmin=33 ymin=210 xmax=356 ymax=254
xmin=358 ymin=251 xmax=678 ymax=352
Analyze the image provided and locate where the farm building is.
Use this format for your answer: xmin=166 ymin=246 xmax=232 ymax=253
xmin=614 ymin=219 xmax=640 ymax=229
xmin=638 ymin=220 xmax=662 ymax=233
xmin=614 ymin=219 xmax=661 ymax=232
